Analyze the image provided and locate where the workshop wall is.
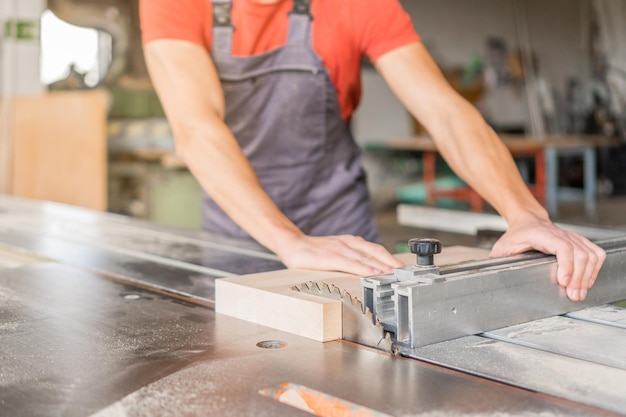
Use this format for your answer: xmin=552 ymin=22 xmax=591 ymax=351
xmin=403 ymin=0 xmax=589 ymax=96
xmin=353 ymin=0 xmax=591 ymax=142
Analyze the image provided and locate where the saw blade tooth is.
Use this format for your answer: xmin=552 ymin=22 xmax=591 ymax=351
xmin=291 ymin=285 xmax=301 ymax=292
xmin=320 ymin=282 xmax=332 ymax=294
xmin=364 ymin=306 xmax=376 ymax=325
xmin=355 ymin=298 xmax=367 ymax=315
xmin=378 ymin=332 xmax=394 ymax=354
xmin=330 ymin=284 xmax=342 ymax=297
xmin=304 ymin=281 xmax=320 ymax=293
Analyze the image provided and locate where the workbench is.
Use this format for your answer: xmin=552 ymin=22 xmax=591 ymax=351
xmin=2 ymin=195 xmax=626 ymax=416
xmin=368 ymin=135 xmax=616 ymax=220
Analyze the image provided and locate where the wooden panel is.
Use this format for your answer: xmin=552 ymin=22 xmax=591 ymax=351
xmin=0 ymin=100 xmax=13 ymax=194
xmin=11 ymin=90 xmax=108 ymax=210
xmin=216 ymin=246 xmax=490 ymax=342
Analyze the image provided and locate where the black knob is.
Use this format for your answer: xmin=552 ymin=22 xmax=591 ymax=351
xmin=409 ymin=238 xmax=442 ymax=266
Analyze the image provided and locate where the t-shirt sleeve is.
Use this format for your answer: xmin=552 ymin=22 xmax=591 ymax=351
xmin=139 ymin=0 xmax=207 ymax=47
xmin=355 ymin=0 xmax=421 ymax=62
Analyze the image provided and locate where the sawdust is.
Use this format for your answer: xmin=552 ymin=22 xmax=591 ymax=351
xmin=89 ymin=351 xmax=593 ymax=417
xmin=87 ymin=359 xmax=253 ymax=417
xmin=0 ymin=286 xmax=27 ymax=335
xmin=0 ymin=322 xmax=19 ymax=332
xmin=499 ymin=317 xmax=578 ymax=339
xmin=570 ymin=304 xmax=626 ymax=325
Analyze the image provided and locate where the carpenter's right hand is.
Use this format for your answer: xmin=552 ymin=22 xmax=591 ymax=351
xmin=490 ymin=212 xmax=606 ymax=301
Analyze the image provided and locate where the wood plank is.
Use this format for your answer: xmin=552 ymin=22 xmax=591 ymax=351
xmin=11 ymin=90 xmax=108 ymax=210
xmin=216 ymin=269 xmax=345 ymax=342
xmin=397 ymin=204 xmax=622 ymax=240
xmin=215 ymin=246 xmax=490 ymax=342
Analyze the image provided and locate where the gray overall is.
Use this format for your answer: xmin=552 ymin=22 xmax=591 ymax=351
xmin=204 ymin=0 xmax=379 ymax=242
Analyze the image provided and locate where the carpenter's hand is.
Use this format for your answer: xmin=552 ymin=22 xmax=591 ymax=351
xmin=277 ymin=234 xmax=404 ymax=277
xmin=490 ymin=213 xmax=606 ymax=301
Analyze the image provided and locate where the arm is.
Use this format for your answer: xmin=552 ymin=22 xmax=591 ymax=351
xmin=144 ymin=39 xmax=402 ymax=276
xmin=375 ymin=42 xmax=605 ymax=301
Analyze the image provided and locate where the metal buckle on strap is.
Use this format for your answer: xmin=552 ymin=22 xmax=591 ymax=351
xmin=291 ymin=0 xmax=310 ymax=15
xmin=213 ymin=2 xmax=233 ymax=27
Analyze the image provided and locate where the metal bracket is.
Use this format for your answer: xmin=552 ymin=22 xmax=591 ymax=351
xmin=291 ymin=0 xmax=311 ymax=15
xmin=213 ymin=2 xmax=233 ymax=27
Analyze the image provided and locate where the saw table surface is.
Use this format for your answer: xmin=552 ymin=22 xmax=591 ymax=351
xmin=1 ymin=195 xmax=626 ymax=416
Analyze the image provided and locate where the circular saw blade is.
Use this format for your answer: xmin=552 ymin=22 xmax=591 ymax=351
xmin=292 ymin=281 xmax=393 ymax=353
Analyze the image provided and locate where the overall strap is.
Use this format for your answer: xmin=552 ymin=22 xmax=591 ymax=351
xmin=212 ymin=0 xmax=234 ymax=55
xmin=287 ymin=0 xmax=312 ymax=45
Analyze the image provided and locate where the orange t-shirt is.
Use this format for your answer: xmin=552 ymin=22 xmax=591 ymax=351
xmin=140 ymin=0 xmax=420 ymax=121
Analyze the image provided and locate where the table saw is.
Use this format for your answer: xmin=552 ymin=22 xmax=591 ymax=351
xmin=2 ymin=194 xmax=626 ymax=417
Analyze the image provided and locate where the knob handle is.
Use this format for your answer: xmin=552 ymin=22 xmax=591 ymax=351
xmin=409 ymin=238 xmax=442 ymax=266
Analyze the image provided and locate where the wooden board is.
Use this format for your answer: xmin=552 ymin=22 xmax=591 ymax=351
xmin=216 ymin=246 xmax=490 ymax=342
xmin=11 ymin=90 xmax=108 ymax=210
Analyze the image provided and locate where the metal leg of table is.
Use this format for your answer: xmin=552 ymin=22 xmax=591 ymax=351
xmin=517 ymin=159 xmax=530 ymax=183
xmin=545 ymin=146 xmax=597 ymax=221
xmin=584 ymin=146 xmax=597 ymax=221
xmin=545 ymin=147 xmax=558 ymax=218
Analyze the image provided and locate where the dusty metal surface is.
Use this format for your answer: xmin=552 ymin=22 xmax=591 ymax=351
xmin=409 ymin=304 xmax=626 ymax=415
xmin=484 ymin=315 xmax=626 ymax=369
xmin=1 ymin=263 xmax=607 ymax=417
xmin=567 ymin=304 xmax=626 ymax=328
xmin=411 ymin=329 xmax=626 ymax=415
xmin=1 ymin=263 xmax=217 ymax=417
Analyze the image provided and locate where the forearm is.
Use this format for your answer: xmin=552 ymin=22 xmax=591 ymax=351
xmin=376 ymin=42 xmax=547 ymax=225
xmin=144 ymin=40 xmax=304 ymax=254
xmin=428 ymin=99 xmax=548 ymax=225
xmin=174 ymin=118 xmax=304 ymax=253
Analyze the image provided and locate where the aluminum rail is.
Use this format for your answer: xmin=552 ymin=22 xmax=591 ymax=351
xmin=363 ymin=237 xmax=626 ymax=349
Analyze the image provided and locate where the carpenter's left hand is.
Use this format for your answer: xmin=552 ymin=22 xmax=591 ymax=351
xmin=490 ymin=213 xmax=606 ymax=301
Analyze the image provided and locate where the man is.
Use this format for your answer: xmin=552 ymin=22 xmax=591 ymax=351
xmin=140 ymin=0 xmax=605 ymax=301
